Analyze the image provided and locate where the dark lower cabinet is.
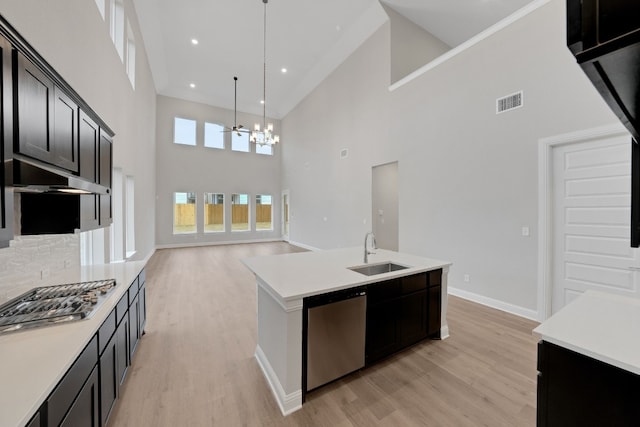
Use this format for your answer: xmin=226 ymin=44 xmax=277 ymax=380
xmin=537 ymin=340 xmax=640 ymax=426
xmin=99 ymin=334 xmax=117 ymax=426
xmin=60 ymin=366 xmax=99 ymax=427
xmin=25 ymin=412 xmax=40 ymax=427
xmin=47 ymin=336 xmax=98 ymax=427
xmin=38 ymin=269 xmax=146 ymax=427
xmin=129 ymin=293 xmax=139 ymax=360
xmin=138 ymin=283 xmax=146 ymax=333
xmin=399 ymin=290 xmax=428 ymax=348
xmin=366 ymin=298 xmax=402 ymax=364
xmin=364 ymin=271 xmax=441 ymax=365
xmin=115 ymin=314 xmax=129 ymax=387
xmin=427 ymin=285 xmax=441 ymax=337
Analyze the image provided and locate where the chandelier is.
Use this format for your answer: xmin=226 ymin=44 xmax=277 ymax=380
xmin=250 ymin=0 xmax=280 ymax=146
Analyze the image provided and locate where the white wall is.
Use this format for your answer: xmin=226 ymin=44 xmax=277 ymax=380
xmin=0 ymin=0 xmax=157 ymax=291
xmin=281 ymin=0 xmax=619 ymax=314
xmin=383 ymin=4 xmax=450 ymax=84
xmin=155 ymin=95 xmax=282 ymax=247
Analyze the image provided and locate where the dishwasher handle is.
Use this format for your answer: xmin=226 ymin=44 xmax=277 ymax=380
xmin=305 ymin=286 xmax=367 ymax=308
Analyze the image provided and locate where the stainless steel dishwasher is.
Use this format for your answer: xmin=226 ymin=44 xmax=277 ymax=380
xmin=305 ymin=288 xmax=367 ymax=392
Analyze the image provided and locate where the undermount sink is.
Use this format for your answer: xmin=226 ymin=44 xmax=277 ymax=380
xmin=348 ymin=262 xmax=410 ymax=276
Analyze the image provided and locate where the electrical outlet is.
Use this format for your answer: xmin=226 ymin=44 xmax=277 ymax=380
xmin=522 ymin=226 xmax=530 ymax=237
xmin=463 ymin=274 xmax=470 ymax=283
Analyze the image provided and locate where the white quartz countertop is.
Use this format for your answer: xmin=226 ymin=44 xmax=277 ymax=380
xmin=533 ymin=290 xmax=640 ymax=375
xmin=0 ymin=261 xmax=146 ymax=427
xmin=242 ymin=247 xmax=451 ymax=303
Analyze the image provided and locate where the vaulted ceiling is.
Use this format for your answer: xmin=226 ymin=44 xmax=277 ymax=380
xmin=133 ymin=0 xmax=537 ymax=119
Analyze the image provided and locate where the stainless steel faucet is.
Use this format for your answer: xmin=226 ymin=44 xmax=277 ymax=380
xmin=364 ymin=232 xmax=377 ymax=263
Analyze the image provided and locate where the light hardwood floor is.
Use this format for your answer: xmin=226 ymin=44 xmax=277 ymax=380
xmin=109 ymin=242 xmax=539 ymax=426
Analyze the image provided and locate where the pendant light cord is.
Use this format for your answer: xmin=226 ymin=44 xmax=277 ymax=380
xmin=262 ymin=0 xmax=267 ymax=130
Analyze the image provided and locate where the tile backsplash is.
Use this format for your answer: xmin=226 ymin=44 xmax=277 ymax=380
xmin=0 ymin=235 xmax=80 ymax=301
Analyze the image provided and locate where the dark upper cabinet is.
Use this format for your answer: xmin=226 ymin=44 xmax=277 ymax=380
xmin=14 ymin=51 xmax=80 ymax=173
xmin=0 ymin=32 xmax=13 ymax=248
xmin=14 ymin=52 xmax=54 ymax=164
xmin=53 ymin=86 xmax=78 ymax=171
xmin=79 ymin=111 xmax=99 ymax=231
xmin=99 ymin=130 xmax=112 ymax=226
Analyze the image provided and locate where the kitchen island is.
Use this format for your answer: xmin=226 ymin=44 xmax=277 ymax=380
xmin=242 ymin=247 xmax=451 ymax=415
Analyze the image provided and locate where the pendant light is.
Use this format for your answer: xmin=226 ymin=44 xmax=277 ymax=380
xmin=250 ymin=0 xmax=280 ymax=146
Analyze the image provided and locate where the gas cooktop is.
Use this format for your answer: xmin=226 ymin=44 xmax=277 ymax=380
xmin=0 ymin=279 xmax=116 ymax=335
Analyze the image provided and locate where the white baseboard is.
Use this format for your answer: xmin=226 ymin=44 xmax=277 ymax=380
xmin=155 ymin=237 xmax=283 ymax=250
xmin=287 ymin=240 xmax=321 ymax=251
xmin=448 ymin=287 xmax=538 ymax=321
xmin=254 ymin=345 xmax=302 ymax=416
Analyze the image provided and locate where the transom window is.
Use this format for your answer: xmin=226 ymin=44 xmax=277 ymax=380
xmin=255 ymin=143 xmax=273 ymax=156
xmin=232 ymin=131 xmax=250 ymax=152
xmin=174 ymin=117 xmax=197 ymax=146
xmin=204 ymin=122 xmax=225 ymax=149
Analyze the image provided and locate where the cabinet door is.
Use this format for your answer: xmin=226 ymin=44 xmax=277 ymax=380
xmin=365 ymin=300 xmax=401 ymax=364
xmin=25 ymin=411 xmax=40 ymax=427
xmin=138 ymin=282 xmax=146 ymax=334
xmin=98 ymin=130 xmax=112 ymax=226
xmin=116 ymin=314 xmax=130 ymax=386
xmin=99 ymin=335 xmax=117 ymax=426
xmin=0 ymin=34 xmax=13 ymax=248
xmin=129 ymin=294 xmax=139 ymax=359
xmin=79 ymin=111 xmax=99 ymax=231
xmin=15 ymin=52 xmax=54 ymax=163
xmin=399 ymin=290 xmax=428 ymax=348
xmin=427 ymin=285 xmax=441 ymax=337
xmin=60 ymin=366 xmax=99 ymax=427
xmin=53 ymin=86 xmax=78 ymax=172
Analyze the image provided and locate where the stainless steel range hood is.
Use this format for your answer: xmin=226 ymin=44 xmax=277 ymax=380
xmin=12 ymin=155 xmax=109 ymax=195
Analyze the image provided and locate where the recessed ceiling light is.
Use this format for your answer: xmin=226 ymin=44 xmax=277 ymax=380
xmin=190 ymin=83 xmax=196 ymax=88
xmin=260 ymin=100 xmax=265 ymax=104
xmin=281 ymin=68 xmax=287 ymax=74
xmin=191 ymin=39 xmax=199 ymax=45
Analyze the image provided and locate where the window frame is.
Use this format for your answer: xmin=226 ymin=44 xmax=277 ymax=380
xmin=204 ymin=192 xmax=225 ymax=233
xmin=173 ymin=191 xmax=197 ymax=234
xmin=174 ymin=117 xmax=197 ymax=146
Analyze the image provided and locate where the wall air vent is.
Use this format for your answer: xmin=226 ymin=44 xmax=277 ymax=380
xmin=496 ymin=91 xmax=523 ymax=114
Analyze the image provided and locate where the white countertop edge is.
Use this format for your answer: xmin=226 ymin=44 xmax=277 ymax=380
xmin=0 ymin=260 xmax=146 ymax=427
xmin=533 ymin=290 xmax=640 ymax=377
xmin=536 ymin=335 xmax=640 ymax=376
xmin=245 ymin=247 xmax=451 ymax=305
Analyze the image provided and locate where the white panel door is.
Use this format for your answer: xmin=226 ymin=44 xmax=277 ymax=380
xmin=552 ymin=134 xmax=640 ymax=313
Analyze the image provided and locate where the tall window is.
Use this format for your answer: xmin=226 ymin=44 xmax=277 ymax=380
xmin=204 ymin=193 xmax=224 ymax=232
xmin=256 ymin=194 xmax=273 ymax=230
xmin=204 ymin=122 xmax=224 ymax=149
xmin=125 ymin=175 xmax=136 ymax=256
xmin=232 ymin=131 xmax=249 ymax=152
xmin=95 ymin=0 xmax=106 ymax=20
xmin=110 ymin=0 xmax=125 ymax=62
xmin=231 ymin=193 xmax=249 ymax=231
xmin=174 ymin=117 xmax=196 ymax=146
xmin=174 ymin=192 xmax=196 ymax=234
xmin=126 ymin=21 xmax=136 ymax=88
